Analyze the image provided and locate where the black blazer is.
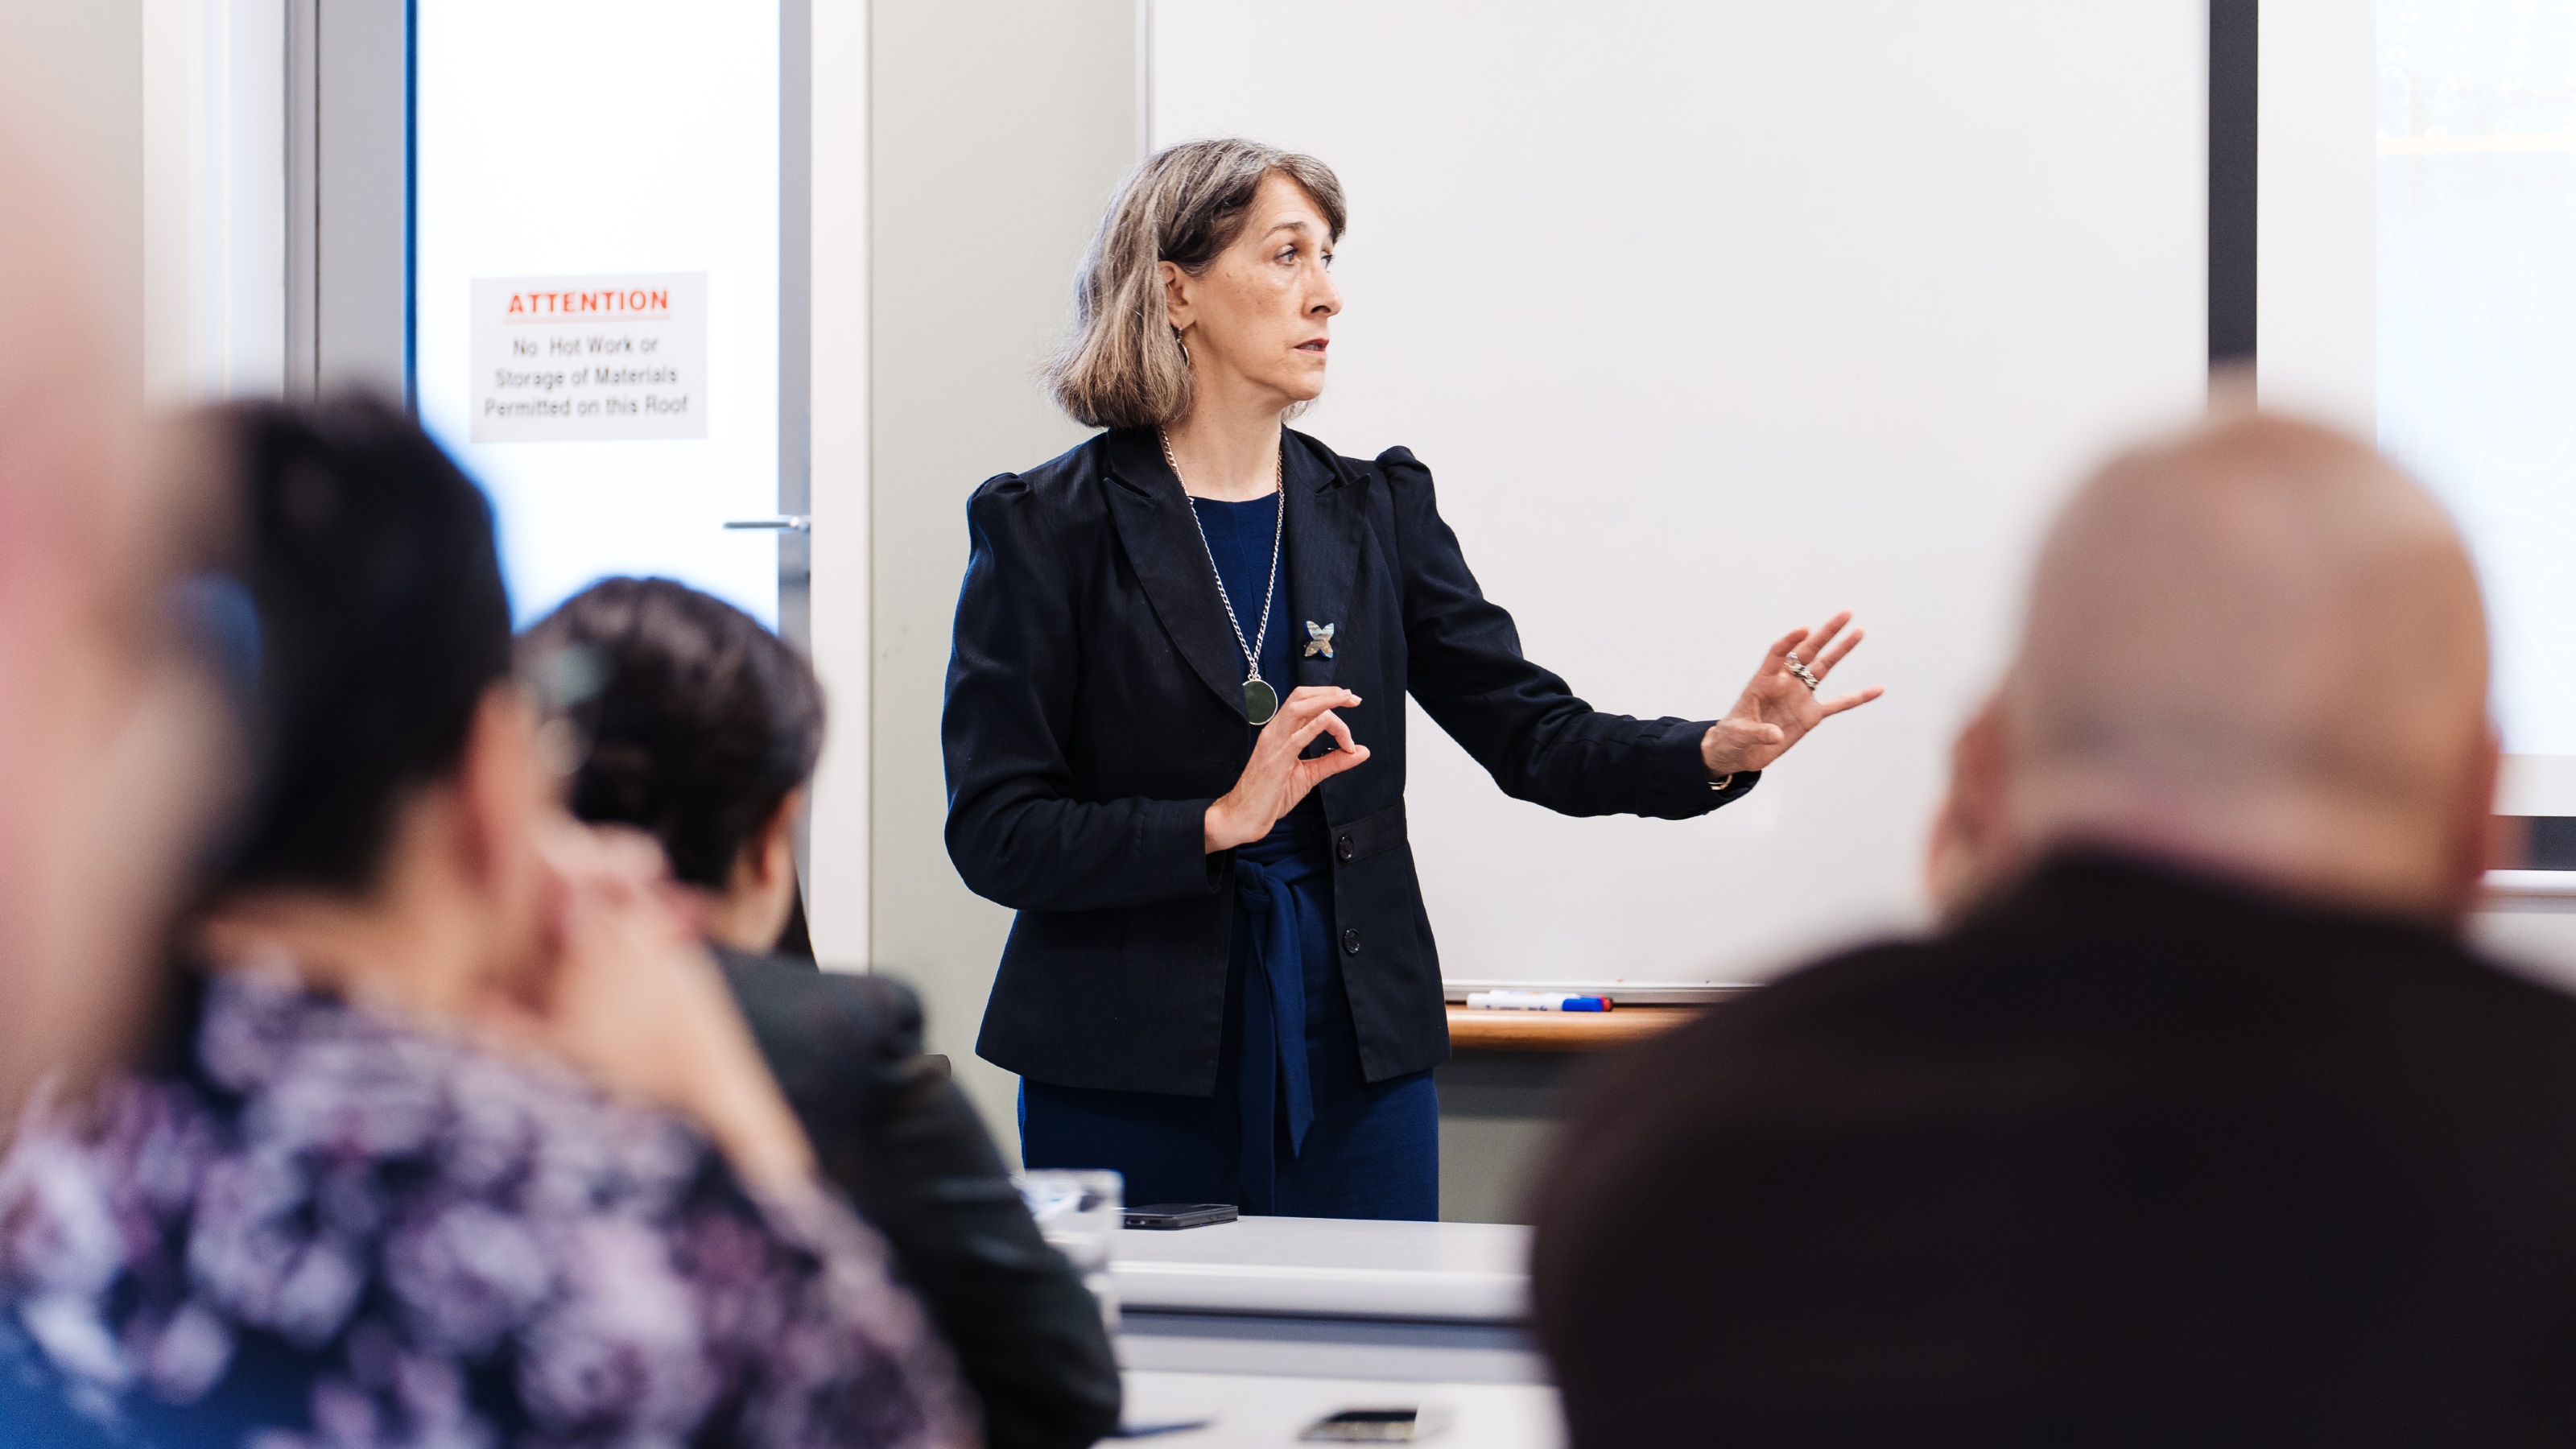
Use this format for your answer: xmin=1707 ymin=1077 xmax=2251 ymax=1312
xmin=1534 ymin=853 xmax=2576 ymax=1447
xmin=714 ymin=950 xmax=1121 ymax=1449
xmin=944 ymin=427 xmax=1753 ymax=1095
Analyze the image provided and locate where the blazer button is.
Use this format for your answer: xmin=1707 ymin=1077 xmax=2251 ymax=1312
xmin=1335 ymin=834 xmax=1355 ymax=863
xmin=1341 ymin=927 xmax=1362 ymax=955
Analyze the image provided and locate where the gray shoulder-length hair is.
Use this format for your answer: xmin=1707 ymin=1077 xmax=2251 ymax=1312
xmin=1046 ymin=138 xmax=1347 ymax=431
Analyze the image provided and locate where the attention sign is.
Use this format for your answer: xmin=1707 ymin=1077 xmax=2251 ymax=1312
xmin=470 ymin=272 xmax=708 ymax=443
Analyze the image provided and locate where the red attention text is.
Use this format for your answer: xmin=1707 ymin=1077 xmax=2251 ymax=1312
xmin=505 ymin=289 xmax=670 ymax=318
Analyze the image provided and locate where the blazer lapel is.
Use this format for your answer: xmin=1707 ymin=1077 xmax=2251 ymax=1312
xmin=1286 ymin=431 xmax=1361 ymax=690
xmin=1100 ymin=428 xmax=1254 ymax=718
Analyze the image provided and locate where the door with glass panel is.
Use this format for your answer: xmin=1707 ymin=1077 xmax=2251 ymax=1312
xmin=413 ymin=0 xmax=799 ymax=631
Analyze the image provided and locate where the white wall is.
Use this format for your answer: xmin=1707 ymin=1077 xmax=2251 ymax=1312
xmin=867 ymin=0 xmax=1140 ymax=1151
xmin=2256 ymin=0 xmax=2374 ymax=436
xmin=142 ymin=0 xmax=284 ymax=405
xmin=0 ymin=0 xmax=278 ymax=404
xmin=1152 ymin=0 xmax=2211 ymax=990
xmin=0 ymin=0 xmax=147 ymax=393
xmin=806 ymin=0 xmax=872 ymax=969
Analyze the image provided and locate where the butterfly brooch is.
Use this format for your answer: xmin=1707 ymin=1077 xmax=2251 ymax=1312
xmin=1302 ymin=621 xmax=1335 ymax=659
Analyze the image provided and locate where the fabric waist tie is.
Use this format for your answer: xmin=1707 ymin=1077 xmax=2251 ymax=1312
xmin=1232 ymin=840 xmax=1331 ymax=1213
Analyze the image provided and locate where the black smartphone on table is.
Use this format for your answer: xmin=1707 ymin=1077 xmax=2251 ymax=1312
xmin=1300 ymin=1407 xmax=1448 ymax=1442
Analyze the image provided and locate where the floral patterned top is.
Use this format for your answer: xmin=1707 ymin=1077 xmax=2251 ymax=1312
xmin=0 ymin=967 xmax=979 ymax=1448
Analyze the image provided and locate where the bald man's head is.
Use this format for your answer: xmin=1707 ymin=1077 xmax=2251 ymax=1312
xmin=1965 ymin=415 xmax=2495 ymax=922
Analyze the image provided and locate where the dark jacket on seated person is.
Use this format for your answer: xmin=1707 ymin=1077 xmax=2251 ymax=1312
xmin=1534 ymin=852 xmax=2576 ymax=1447
xmin=521 ymin=574 xmax=1121 ymax=1447
xmin=715 ymin=947 xmax=1123 ymax=1449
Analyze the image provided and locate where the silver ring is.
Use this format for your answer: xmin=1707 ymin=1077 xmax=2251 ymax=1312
xmin=1785 ymin=652 xmax=1821 ymax=692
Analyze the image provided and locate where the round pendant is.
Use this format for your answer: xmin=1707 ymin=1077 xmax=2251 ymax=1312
xmin=1244 ymin=677 xmax=1279 ymax=726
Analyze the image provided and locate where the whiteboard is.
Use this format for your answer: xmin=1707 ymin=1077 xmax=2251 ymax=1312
xmin=1150 ymin=0 xmax=2209 ymax=991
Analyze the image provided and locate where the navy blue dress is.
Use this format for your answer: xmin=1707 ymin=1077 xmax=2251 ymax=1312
xmin=1019 ymin=491 xmax=1440 ymax=1220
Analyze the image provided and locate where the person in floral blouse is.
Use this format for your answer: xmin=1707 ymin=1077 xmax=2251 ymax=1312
xmin=0 ymin=398 xmax=981 ymax=1448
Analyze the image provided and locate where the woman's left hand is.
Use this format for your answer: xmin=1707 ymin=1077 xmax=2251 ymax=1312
xmin=1701 ymin=611 xmax=1883 ymax=778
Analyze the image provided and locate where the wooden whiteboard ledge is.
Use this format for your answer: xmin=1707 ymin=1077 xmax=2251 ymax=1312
xmin=1447 ymin=1004 xmax=1703 ymax=1053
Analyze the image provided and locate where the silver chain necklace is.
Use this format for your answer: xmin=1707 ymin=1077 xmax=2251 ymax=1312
xmin=1161 ymin=426 xmax=1286 ymax=725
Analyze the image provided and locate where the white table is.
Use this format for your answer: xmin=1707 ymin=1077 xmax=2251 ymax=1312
xmin=1119 ymin=1368 xmax=1564 ymax=1448
xmin=1112 ymin=1216 xmax=1530 ymax=1321
xmin=1110 ymin=1216 xmax=1554 ymax=1392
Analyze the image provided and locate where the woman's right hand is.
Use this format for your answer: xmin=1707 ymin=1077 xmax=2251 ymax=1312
xmin=1204 ymin=686 xmax=1372 ymax=852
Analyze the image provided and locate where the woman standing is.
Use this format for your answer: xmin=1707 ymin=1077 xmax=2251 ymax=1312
xmin=943 ymin=139 xmax=1878 ymax=1222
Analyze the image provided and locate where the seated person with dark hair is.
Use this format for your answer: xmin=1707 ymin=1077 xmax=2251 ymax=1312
xmin=522 ymin=577 xmax=1121 ymax=1449
xmin=0 ymin=398 xmax=975 ymax=1448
